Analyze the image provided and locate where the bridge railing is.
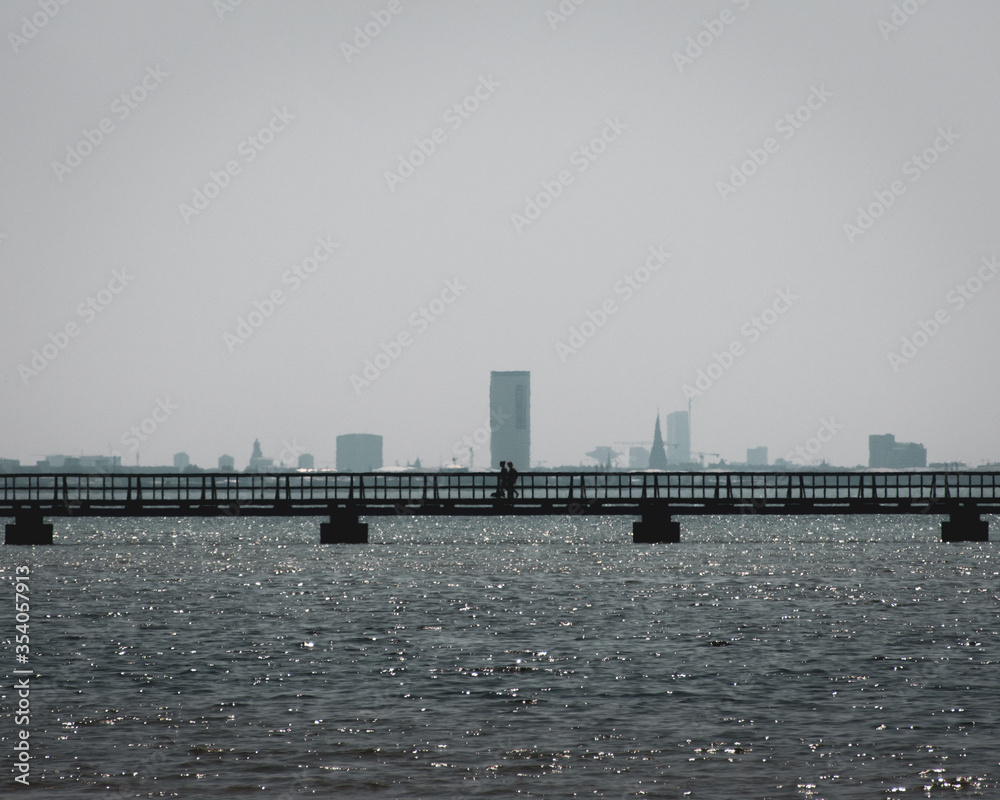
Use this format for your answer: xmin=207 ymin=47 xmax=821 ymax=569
xmin=1 ymin=471 xmax=998 ymax=507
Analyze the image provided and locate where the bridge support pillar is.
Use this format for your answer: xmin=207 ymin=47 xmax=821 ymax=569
xmin=633 ymin=511 xmax=680 ymax=544
xmin=5 ymin=511 xmax=54 ymax=545
xmin=941 ymin=511 xmax=989 ymax=542
xmin=320 ymin=510 xmax=368 ymax=544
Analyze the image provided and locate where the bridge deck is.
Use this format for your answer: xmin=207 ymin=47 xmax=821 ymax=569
xmin=2 ymin=471 xmax=996 ymax=543
xmin=1 ymin=470 xmax=998 ymax=512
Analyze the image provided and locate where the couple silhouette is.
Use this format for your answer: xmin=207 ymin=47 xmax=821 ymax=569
xmin=492 ymin=461 xmax=519 ymax=499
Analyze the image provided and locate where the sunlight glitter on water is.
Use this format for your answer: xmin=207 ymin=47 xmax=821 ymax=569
xmin=0 ymin=514 xmax=996 ymax=797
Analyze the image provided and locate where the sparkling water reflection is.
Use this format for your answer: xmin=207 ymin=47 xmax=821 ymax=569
xmin=1 ymin=515 xmax=997 ymax=798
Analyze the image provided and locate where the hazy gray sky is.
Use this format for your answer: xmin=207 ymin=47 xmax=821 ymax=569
xmin=3 ymin=0 xmax=999 ymax=469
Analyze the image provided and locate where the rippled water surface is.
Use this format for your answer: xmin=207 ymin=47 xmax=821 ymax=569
xmin=1 ymin=515 xmax=997 ymax=798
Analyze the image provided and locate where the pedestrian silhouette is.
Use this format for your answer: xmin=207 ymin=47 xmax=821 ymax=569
xmin=506 ymin=461 xmax=519 ymax=499
xmin=492 ymin=462 xmax=508 ymax=499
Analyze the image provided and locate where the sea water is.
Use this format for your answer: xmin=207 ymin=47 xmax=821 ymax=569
xmin=1 ymin=514 xmax=997 ymax=798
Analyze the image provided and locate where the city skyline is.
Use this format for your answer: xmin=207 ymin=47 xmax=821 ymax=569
xmin=3 ymin=3 xmax=999 ymax=473
xmin=4 ymin=420 xmax=965 ymax=471
xmin=3 ymin=6 xmax=997 ymax=796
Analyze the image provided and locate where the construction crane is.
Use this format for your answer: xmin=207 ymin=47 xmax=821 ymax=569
xmin=693 ymin=451 xmax=720 ymax=467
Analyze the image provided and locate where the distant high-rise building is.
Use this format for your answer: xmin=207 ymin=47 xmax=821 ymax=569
xmin=869 ymin=434 xmax=894 ymax=468
xmin=298 ymin=453 xmax=314 ymax=469
xmin=629 ymin=446 xmax=650 ymax=470
xmin=490 ymin=371 xmax=530 ymax=470
xmin=649 ymin=414 xmax=668 ymax=469
xmin=173 ymin=452 xmax=190 ymax=471
xmin=666 ymin=411 xmax=690 ymax=465
xmin=337 ymin=434 xmax=383 ymax=472
xmin=894 ymin=442 xmax=927 ymax=467
xmin=218 ymin=454 xmax=235 ymax=471
xmin=747 ymin=446 xmax=768 ymax=466
xmin=869 ymin=434 xmax=927 ymax=468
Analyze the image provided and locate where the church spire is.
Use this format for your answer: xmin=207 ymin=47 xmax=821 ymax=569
xmin=649 ymin=413 xmax=668 ymax=469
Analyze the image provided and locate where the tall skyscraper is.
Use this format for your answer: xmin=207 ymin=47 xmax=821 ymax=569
xmin=490 ymin=371 xmax=530 ymax=470
xmin=666 ymin=411 xmax=690 ymax=465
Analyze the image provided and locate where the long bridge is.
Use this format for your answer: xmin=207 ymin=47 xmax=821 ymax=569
xmin=2 ymin=470 xmax=996 ymax=544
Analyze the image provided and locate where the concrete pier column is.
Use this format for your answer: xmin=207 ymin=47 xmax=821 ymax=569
xmin=941 ymin=511 xmax=989 ymax=542
xmin=5 ymin=510 xmax=54 ymax=545
xmin=632 ymin=509 xmax=680 ymax=543
xmin=320 ymin=509 xmax=368 ymax=544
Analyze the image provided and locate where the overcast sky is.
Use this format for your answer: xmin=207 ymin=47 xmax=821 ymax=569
xmin=2 ymin=0 xmax=999 ymax=470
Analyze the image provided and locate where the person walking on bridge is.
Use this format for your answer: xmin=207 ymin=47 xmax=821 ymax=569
xmin=505 ymin=462 xmax=519 ymax=499
xmin=493 ymin=462 xmax=508 ymax=499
